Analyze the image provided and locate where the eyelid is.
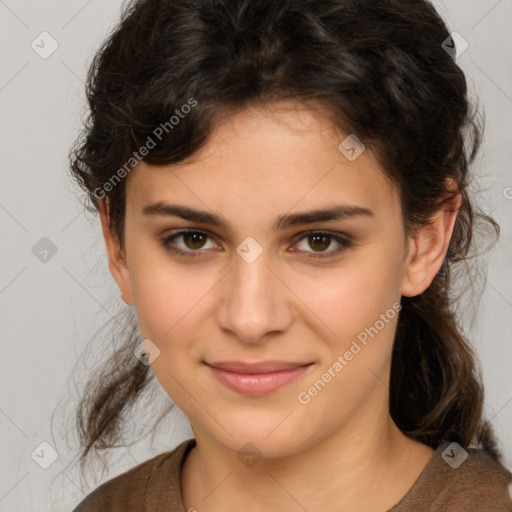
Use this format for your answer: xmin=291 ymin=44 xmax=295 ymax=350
xmin=162 ymin=228 xmax=221 ymax=247
xmin=290 ymin=229 xmax=351 ymax=244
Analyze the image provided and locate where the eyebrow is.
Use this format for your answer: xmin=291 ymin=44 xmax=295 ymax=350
xmin=142 ymin=202 xmax=374 ymax=232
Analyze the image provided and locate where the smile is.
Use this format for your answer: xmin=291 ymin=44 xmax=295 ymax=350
xmin=205 ymin=361 xmax=314 ymax=395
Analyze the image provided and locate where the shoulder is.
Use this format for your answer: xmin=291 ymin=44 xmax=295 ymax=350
xmin=394 ymin=441 xmax=512 ymax=511
xmin=444 ymin=444 xmax=512 ymax=504
xmin=72 ymin=439 xmax=195 ymax=512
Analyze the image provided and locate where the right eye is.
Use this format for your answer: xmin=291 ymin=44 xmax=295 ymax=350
xmin=160 ymin=230 xmax=219 ymax=258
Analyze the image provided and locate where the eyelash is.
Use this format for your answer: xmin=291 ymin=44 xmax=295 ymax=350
xmin=160 ymin=229 xmax=352 ymax=260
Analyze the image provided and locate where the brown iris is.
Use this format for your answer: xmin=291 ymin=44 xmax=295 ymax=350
xmin=307 ymin=233 xmax=331 ymax=252
xmin=183 ymin=232 xmax=208 ymax=250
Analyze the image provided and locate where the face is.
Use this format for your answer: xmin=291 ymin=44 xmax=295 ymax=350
xmin=102 ymin=100 xmax=453 ymax=459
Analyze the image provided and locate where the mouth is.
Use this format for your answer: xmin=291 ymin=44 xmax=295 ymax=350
xmin=204 ymin=360 xmax=314 ymax=395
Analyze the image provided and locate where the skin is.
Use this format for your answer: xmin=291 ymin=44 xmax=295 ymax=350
xmin=99 ymin=100 xmax=461 ymax=512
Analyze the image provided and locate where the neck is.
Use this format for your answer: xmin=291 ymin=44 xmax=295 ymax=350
xmin=181 ymin=398 xmax=434 ymax=512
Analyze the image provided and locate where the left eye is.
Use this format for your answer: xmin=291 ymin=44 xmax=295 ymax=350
xmin=160 ymin=230 xmax=352 ymax=259
xmin=293 ymin=232 xmax=351 ymax=258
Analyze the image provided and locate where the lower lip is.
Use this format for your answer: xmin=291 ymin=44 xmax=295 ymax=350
xmin=207 ymin=364 xmax=313 ymax=395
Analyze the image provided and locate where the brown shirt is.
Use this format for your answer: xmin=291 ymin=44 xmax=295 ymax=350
xmin=73 ymin=439 xmax=512 ymax=511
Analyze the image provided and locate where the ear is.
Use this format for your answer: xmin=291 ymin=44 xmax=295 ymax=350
xmin=98 ymin=199 xmax=135 ymax=305
xmin=401 ymin=183 xmax=462 ymax=297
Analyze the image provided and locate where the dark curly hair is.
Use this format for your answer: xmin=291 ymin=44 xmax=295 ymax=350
xmin=65 ymin=0 xmax=502 ymax=475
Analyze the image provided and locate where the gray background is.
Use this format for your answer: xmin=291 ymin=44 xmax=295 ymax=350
xmin=0 ymin=0 xmax=511 ymax=510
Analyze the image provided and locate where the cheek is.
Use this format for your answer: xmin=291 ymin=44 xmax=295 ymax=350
xmin=296 ymin=251 xmax=403 ymax=345
xmin=129 ymin=248 xmax=210 ymax=341
xmin=131 ymin=262 xmax=213 ymax=402
xmin=294 ymin=266 xmax=401 ymax=427
xmin=293 ymin=246 xmax=404 ymax=406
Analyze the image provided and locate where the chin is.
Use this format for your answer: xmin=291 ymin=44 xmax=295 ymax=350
xmin=206 ymin=416 xmax=318 ymax=462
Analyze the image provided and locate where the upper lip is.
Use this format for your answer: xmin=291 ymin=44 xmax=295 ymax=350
xmin=205 ymin=361 xmax=313 ymax=374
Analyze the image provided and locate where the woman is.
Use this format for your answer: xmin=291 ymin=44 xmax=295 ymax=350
xmin=69 ymin=0 xmax=512 ymax=510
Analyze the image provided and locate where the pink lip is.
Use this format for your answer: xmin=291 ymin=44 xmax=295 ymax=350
xmin=206 ymin=361 xmax=313 ymax=395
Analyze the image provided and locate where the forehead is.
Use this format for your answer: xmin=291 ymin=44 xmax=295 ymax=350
xmin=126 ymin=102 xmax=400 ymax=224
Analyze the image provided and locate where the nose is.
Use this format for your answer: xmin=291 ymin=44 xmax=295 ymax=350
xmin=216 ymin=247 xmax=293 ymax=344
